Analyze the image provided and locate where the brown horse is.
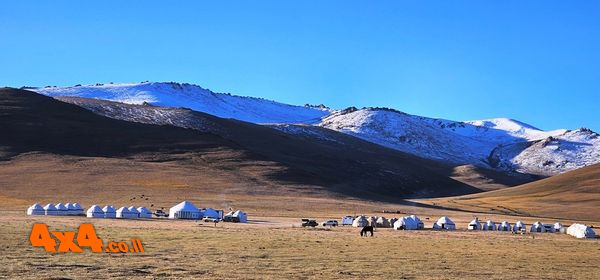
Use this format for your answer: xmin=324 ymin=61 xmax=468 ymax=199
xmin=360 ymin=226 xmax=374 ymax=237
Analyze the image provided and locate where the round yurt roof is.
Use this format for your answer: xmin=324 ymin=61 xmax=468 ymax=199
xmin=30 ymin=203 xmax=43 ymax=210
xmin=437 ymin=216 xmax=455 ymax=225
xmin=102 ymin=205 xmax=116 ymax=212
xmin=55 ymin=203 xmax=68 ymax=210
xmin=515 ymin=221 xmax=525 ymax=227
xmin=43 ymin=203 xmax=57 ymax=210
xmin=376 ymin=216 xmax=388 ymax=222
xmin=116 ymin=206 xmax=131 ymax=213
xmin=500 ymin=221 xmax=510 ymax=226
xmin=128 ymin=206 xmax=140 ymax=214
xmin=170 ymin=201 xmax=200 ymax=212
xmin=137 ymin=207 xmax=151 ymax=214
xmin=554 ymin=222 xmax=563 ymax=227
xmin=485 ymin=220 xmax=495 ymax=225
xmin=87 ymin=205 xmax=102 ymax=212
xmin=469 ymin=218 xmax=481 ymax=225
xmin=532 ymin=221 xmax=543 ymax=226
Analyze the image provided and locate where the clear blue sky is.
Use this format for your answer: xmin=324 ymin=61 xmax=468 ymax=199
xmin=1 ymin=1 xmax=599 ymax=131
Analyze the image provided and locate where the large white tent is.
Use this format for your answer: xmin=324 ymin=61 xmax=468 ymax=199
xmin=55 ymin=203 xmax=68 ymax=215
xmin=433 ymin=216 xmax=456 ymax=230
xmin=513 ymin=221 xmax=526 ymax=233
xmin=169 ymin=201 xmax=202 ymax=219
xmin=498 ymin=221 xmax=511 ymax=231
xmin=394 ymin=215 xmax=424 ymax=230
xmin=137 ymin=207 xmax=152 ymax=219
xmin=86 ymin=205 xmax=104 ymax=218
xmin=352 ymin=216 xmax=369 ymax=227
xmin=530 ymin=221 xmax=545 ymax=233
xmin=27 ymin=203 xmax=45 ymax=215
xmin=567 ymin=224 xmax=596 ymax=239
xmin=103 ymin=205 xmax=116 ymax=218
xmin=468 ymin=218 xmax=481 ymax=230
xmin=482 ymin=220 xmax=496 ymax=231
xmin=43 ymin=203 xmax=58 ymax=216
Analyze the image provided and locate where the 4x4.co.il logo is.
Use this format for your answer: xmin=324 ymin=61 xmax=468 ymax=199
xmin=29 ymin=223 xmax=145 ymax=253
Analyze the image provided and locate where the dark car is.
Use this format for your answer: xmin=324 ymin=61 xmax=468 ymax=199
xmin=301 ymin=219 xmax=318 ymax=227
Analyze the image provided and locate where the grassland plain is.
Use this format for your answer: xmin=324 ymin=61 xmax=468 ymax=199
xmin=1 ymin=213 xmax=599 ymax=280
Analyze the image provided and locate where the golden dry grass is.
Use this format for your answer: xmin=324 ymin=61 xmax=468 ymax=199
xmin=1 ymin=213 xmax=599 ymax=279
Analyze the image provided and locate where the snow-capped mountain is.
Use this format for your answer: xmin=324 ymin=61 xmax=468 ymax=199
xmin=36 ymin=82 xmax=331 ymax=124
xmin=33 ymin=82 xmax=600 ymax=176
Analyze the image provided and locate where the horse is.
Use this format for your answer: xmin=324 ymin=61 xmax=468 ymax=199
xmin=360 ymin=226 xmax=374 ymax=237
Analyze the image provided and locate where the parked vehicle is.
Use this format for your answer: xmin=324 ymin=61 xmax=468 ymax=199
xmin=322 ymin=220 xmax=338 ymax=227
xmin=301 ymin=218 xmax=318 ymax=227
xmin=153 ymin=209 xmax=168 ymax=217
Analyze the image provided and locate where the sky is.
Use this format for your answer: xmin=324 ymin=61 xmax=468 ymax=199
xmin=1 ymin=1 xmax=599 ymax=131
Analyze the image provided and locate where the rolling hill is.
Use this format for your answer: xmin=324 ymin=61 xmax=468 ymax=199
xmin=420 ymin=163 xmax=600 ymax=221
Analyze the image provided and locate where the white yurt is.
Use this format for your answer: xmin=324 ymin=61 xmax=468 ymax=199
xmin=513 ymin=221 xmax=526 ymax=232
xmin=116 ymin=206 xmax=134 ymax=219
xmin=433 ymin=216 xmax=456 ymax=230
xmin=127 ymin=206 xmax=140 ymax=218
xmin=352 ymin=216 xmax=369 ymax=227
xmin=394 ymin=215 xmax=423 ymax=230
xmin=368 ymin=216 xmax=378 ymax=227
xmin=27 ymin=203 xmax=45 ymax=215
xmin=567 ymin=224 xmax=596 ymax=239
xmin=530 ymin=221 xmax=545 ymax=233
xmin=482 ymin=220 xmax=496 ymax=231
xmin=553 ymin=222 xmax=564 ymax=233
xmin=202 ymin=208 xmax=220 ymax=219
xmin=468 ymin=218 xmax=481 ymax=230
xmin=86 ymin=205 xmax=104 ymax=218
xmin=55 ymin=203 xmax=68 ymax=216
xmin=137 ymin=207 xmax=152 ymax=219
xmin=232 ymin=210 xmax=247 ymax=223
xmin=102 ymin=205 xmax=116 ymax=218
xmin=72 ymin=203 xmax=84 ymax=215
xmin=169 ymin=201 xmax=202 ymax=219
xmin=498 ymin=221 xmax=511 ymax=231
xmin=43 ymin=203 xmax=58 ymax=216
xmin=65 ymin=203 xmax=75 ymax=215
xmin=376 ymin=216 xmax=391 ymax=228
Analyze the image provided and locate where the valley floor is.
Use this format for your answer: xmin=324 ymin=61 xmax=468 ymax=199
xmin=1 ymin=213 xmax=599 ymax=279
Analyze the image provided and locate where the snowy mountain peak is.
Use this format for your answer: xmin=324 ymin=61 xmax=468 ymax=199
xmin=34 ymin=82 xmax=332 ymax=124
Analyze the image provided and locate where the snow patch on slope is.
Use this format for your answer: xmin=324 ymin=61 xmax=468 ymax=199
xmin=36 ymin=82 xmax=331 ymax=124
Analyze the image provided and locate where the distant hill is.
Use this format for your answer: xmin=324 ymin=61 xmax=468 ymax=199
xmin=35 ymin=82 xmax=600 ymax=176
xmin=0 ymin=88 xmax=480 ymax=208
xmin=421 ymin=163 xmax=600 ymax=221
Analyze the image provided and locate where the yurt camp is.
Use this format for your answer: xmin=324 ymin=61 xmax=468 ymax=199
xmin=86 ymin=205 xmax=104 ymax=218
xmin=352 ymin=216 xmax=369 ymax=227
xmin=43 ymin=203 xmax=58 ymax=216
xmin=169 ymin=201 xmax=202 ymax=219
xmin=468 ymin=218 xmax=481 ymax=230
xmin=27 ymin=203 xmax=45 ymax=216
xmin=567 ymin=224 xmax=596 ymax=239
xmin=137 ymin=207 xmax=153 ymax=219
xmin=116 ymin=206 xmax=137 ymax=219
xmin=433 ymin=216 xmax=456 ymax=230
xmin=103 ymin=205 xmax=116 ymax=218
